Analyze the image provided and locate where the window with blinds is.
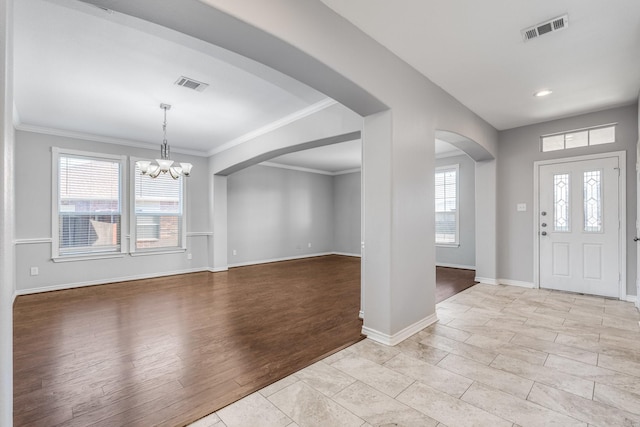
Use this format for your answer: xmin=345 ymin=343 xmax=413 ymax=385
xmin=435 ymin=165 xmax=458 ymax=244
xmin=133 ymin=163 xmax=183 ymax=251
xmin=56 ymin=152 xmax=123 ymax=257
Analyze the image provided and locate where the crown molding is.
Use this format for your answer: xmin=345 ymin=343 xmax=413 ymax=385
xmin=14 ymin=123 xmax=209 ymax=157
xmin=260 ymin=161 xmax=360 ymax=176
xmin=207 ymin=98 xmax=338 ymax=157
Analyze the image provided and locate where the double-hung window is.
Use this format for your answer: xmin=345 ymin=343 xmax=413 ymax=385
xmin=435 ymin=165 xmax=459 ymax=245
xmin=131 ymin=161 xmax=185 ymax=252
xmin=53 ymin=148 xmax=125 ymax=260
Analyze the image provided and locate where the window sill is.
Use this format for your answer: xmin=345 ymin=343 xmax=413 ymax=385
xmin=129 ymin=248 xmax=186 ymax=257
xmin=436 ymin=243 xmax=460 ymax=248
xmin=53 ymin=253 xmax=126 ymax=263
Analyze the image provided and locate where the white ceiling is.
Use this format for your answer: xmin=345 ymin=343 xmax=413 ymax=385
xmin=14 ymin=0 xmax=328 ymax=156
xmin=13 ymin=0 xmax=640 ymax=174
xmin=266 ymin=139 xmax=362 ymax=174
xmin=320 ymin=0 xmax=640 ymax=130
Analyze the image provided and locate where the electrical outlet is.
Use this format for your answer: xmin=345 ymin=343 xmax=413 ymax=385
xmin=187 ymin=253 xmax=192 ymax=260
xmin=30 ymin=267 xmax=39 ymax=276
xmin=232 ymin=249 xmax=237 ymax=256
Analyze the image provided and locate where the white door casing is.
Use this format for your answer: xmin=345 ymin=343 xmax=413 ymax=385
xmin=534 ymin=152 xmax=626 ymax=299
xmin=636 ymin=141 xmax=640 ymax=308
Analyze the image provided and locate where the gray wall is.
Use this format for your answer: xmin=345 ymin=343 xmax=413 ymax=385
xmin=14 ymin=130 xmax=210 ymax=293
xmin=497 ymin=104 xmax=638 ymax=295
xmin=333 ymin=171 xmax=361 ymax=256
xmin=435 ymin=154 xmax=475 ymax=268
xmin=227 ymin=165 xmax=361 ymax=265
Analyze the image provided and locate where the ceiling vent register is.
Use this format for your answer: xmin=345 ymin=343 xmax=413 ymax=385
xmin=175 ymin=76 xmax=209 ymax=92
xmin=522 ymin=14 xmax=569 ymax=42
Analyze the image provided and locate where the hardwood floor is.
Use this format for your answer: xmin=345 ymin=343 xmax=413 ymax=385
xmin=436 ymin=266 xmax=477 ymax=303
xmin=13 ymin=255 xmax=363 ymax=427
xmin=13 ymin=257 xmax=475 ymax=426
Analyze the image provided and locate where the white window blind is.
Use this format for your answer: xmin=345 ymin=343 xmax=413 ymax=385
xmin=133 ymin=164 xmax=183 ymax=251
xmin=57 ymin=154 xmax=122 ymax=256
xmin=435 ymin=166 xmax=458 ymax=244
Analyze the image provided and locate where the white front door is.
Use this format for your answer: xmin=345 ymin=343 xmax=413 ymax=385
xmin=539 ymin=156 xmax=620 ymax=297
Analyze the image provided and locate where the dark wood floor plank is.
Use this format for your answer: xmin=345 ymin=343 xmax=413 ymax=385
xmin=14 ymin=257 xmax=476 ymax=426
xmin=14 ymin=255 xmax=363 ymax=426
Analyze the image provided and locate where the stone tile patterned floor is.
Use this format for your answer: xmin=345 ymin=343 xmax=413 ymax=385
xmin=189 ymin=284 xmax=640 ymax=427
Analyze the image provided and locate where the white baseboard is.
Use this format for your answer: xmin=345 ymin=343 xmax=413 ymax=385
xmin=498 ymin=278 xmax=535 ymax=288
xmin=333 ymin=252 xmax=361 ymax=257
xmin=209 ymin=267 xmax=229 ymax=272
xmin=359 ymin=310 xmax=364 ymax=319
xmin=12 ymin=290 xmax=17 ymax=304
xmin=436 ymin=263 xmax=475 ymax=270
xmin=474 ymin=276 xmax=498 ymax=285
xmin=362 ymin=313 xmax=438 ymax=346
xmin=15 ymin=267 xmax=209 ymax=296
xmin=623 ymin=294 xmax=637 ymax=304
xmin=228 ymin=252 xmax=333 ymax=268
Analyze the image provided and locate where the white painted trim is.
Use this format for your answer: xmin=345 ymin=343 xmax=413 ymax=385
xmin=259 ymin=161 xmax=361 ymax=177
xmin=475 ymin=276 xmax=498 ymax=285
xmin=498 ymin=278 xmax=535 ymax=288
xmin=52 ymin=254 xmax=126 ymax=263
xmin=260 ymin=161 xmax=335 ymax=176
xmin=436 ymin=262 xmax=475 ymax=270
xmin=332 ymin=251 xmax=361 ymax=257
xmin=16 ymin=123 xmax=207 ymax=157
xmin=208 ymin=98 xmax=337 ymax=156
xmin=333 ymin=168 xmax=361 ymax=176
xmin=228 ymin=252 xmax=333 ymax=268
xmin=12 ymin=291 xmax=17 ymax=305
xmin=362 ymin=313 xmax=438 ymax=346
xmin=14 ymin=238 xmax=52 ymax=245
xmin=533 ymin=151 xmax=627 ymax=298
xmin=359 ymin=310 xmax=364 ymax=319
xmin=623 ymin=295 xmax=637 ymax=304
xmin=186 ymin=231 xmax=213 ymax=237
xmin=129 ymin=249 xmax=186 ymax=257
xmin=15 ymin=267 xmax=209 ymax=296
xmin=209 ymin=267 xmax=228 ymax=272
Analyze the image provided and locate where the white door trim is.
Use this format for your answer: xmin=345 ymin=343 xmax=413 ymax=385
xmin=533 ymin=150 xmax=626 ymax=299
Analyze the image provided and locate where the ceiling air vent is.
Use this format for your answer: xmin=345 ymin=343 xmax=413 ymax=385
xmin=521 ymin=14 xmax=568 ymax=42
xmin=175 ymin=76 xmax=209 ymax=92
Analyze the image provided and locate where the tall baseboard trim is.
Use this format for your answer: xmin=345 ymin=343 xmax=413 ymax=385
xmin=436 ymin=263 xmax=475 ymax=270
xmin=228 ymin=252 xmax=333 ymax=268
xmin=624 ymin=295 xmax=637 ymax=304
xmin=475 ymin=277 xmax=498 ymax=285
xmin=498 ymin=278 xmax=535 ymax=288
xmin=333 ymin=252 xmax=361 ymax=257
xmin=362 ymin=313 xmax=438 ymax=346
xmin=209 ymin=267 xmax=229 ymax=272
xmin=15 ymin=267 xmax=209 ymax=296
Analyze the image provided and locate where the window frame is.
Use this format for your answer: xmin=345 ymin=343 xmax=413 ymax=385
xmin=434 ymin=164 xmax=460 ymax=247
xmin=129 ymin=156 xmax=187 ymax=256
xmin=540 ymin=124 xmax=616 ymax=153
xmin=51 ymin=147 xmax=127 ymax=262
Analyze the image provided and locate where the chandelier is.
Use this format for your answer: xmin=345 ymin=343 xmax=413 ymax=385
xmin=136 ymin=103 xmax=193 ymax=179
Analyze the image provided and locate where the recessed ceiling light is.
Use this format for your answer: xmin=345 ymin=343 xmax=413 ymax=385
xmin=534 ymin=89 xmax=553 ymax=97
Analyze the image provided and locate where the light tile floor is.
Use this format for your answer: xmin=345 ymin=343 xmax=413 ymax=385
xmin=189 ymin=283 xmax=640 ymax=427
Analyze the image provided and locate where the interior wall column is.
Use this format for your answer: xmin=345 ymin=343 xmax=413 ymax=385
xmin=211 ymin=174 xmax=228 ymax=271
xmin=0 ymin=0 xmax=14 ymax=423
xmin=475 ymin=159 xmax=497 ymax=283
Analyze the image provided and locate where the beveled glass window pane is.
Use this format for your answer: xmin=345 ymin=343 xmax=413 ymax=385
xmin=554 ymin=173 xmax=570 ymax=232
xmin=565 ymin=131 xmax=588 ymax=149
xmin=542 ymin=135 xmax=564 ymax=152
xmin=584 ymin=170 xmax=602 ymax=232
xmin=589 ymin=126 xmax=615 ymax=145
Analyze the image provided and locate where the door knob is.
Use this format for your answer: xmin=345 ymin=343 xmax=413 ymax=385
xmin=541 ymin=231 xmax=547 ymax=236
